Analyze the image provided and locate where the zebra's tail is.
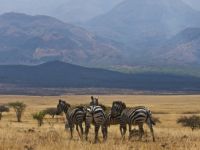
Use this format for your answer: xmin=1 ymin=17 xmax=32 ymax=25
xmin=147 ymin=109 xmax=155 ymax=126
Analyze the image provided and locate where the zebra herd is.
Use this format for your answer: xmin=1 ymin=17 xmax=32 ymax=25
xmin=56 ymin=96 xmax=155 ymax=143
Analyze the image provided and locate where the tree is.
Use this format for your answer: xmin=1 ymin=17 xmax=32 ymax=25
xmin=8 ymin=102 xmax=26 ymax=122
xmin=32 ymin=111 xmax=46 ymax=127
xmin=0 ymin=105 xmax=9 ymax=120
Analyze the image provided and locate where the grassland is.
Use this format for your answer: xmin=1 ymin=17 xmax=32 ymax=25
xmin=1 ymin=95 xmax=200 ymax=150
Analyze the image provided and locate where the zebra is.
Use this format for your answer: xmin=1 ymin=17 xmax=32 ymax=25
xmin=56 ymin=99 xmax=86 ymax=139
xmin=85 ymin=97 xmax=108 ymax=143
xmin=106 ymin=111 xmax=121 ymax=126
xmin=90 ymin=96 xmax=99 ymax=106
xmin=111 ymin=101 xmax=155 ymax=142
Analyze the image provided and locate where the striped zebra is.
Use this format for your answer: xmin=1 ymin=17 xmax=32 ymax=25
xmin=56 ymin=99 xmax=86 ymax=139
xmin=85 ymin=98 xmax=107 ymax=143
xmin=111 ymin=101 xmax=155 ymax=142
xmin=90 ymin=96 xmax=99 ymax=106
xmin=106 ymin=111 xmax=121 ymax=126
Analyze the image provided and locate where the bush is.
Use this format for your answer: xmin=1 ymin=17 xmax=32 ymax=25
xmin=0 ymin=105 xmax=9 ymax=120
xmin=32 ymin=111 xmax=46 ymax=126
xmin=8 ymin=102 xmax=26 ymax=122
xmin=177 ymin=115 xmax=200 ymax=130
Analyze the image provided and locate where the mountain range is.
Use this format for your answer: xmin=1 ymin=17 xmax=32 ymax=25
xmin=1 ymin=61 xmax=200 ymax=91
xmin=1 ymin=0 xmax=200 ymax=77
xmin=0 ymin=12 xmax=123 ymax=66
xmin=0 ymin=0 xmax=123 ymax=23
xmin=85 ymin=0 xmax=200 ymax=68
xmin=86 ymin=0 xmax=200 ymax=47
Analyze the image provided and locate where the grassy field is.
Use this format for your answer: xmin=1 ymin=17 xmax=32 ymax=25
xmin=1 ymin=95 xmax=200 ymax=150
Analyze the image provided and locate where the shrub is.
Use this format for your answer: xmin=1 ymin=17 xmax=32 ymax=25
xmin=32 ymin=111 xmax=46 ymax=126
xmin=0 ymin=105 xmax=9 ymax=120
xmin=177 ymin=115 xmax=200 ymax=130
xmin=8 ymin=102 xmax=26 ymax=122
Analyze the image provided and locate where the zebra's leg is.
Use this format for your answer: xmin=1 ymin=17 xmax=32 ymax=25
xmin=76 ymin=124 xmax=82 ymax=140
xmin=85 ymin=124 xmax=90 ymax=141
xmin=101 ymin=125 xmax=107 ymax=142
xmin=120 ymin=125 xmax=126 ymax=140
xmin=147 ymin=119 xmax=155 ymax=142
xmin=128 ymin=124 xmax=132 ymax=140
xmin=120 ymin=126 xmax=123 ymax=137
xmin=138 ymin=123 xmax=144 ymax=141
xmin=94 ymin=125 xmax=100 ymax=143
xmin=80 ymin=123 xmax=84 ymax=137
xmin=69 ymin=125 xmax=73 ymax=139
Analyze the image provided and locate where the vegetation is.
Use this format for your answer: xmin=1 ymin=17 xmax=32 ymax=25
xmin=32 ymin=111 xmax=46 ymax=126
xmin=177 ymin=115 xmax=200 ymax=130
xmin=8 ymin=102 xmax=26 ymax=122
xmin=0 ymin=105 xmax=9 ymax=120
xmin=1 ymin=95 xmax=200 ymax=149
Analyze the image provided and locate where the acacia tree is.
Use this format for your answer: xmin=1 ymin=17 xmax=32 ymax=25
xmin=32 ymin=111 xmax=46 ymax=126
xmin=8 ymin=102 xmax=26 ymax=122
xmin=0 ymin=105 xmax=9 ymax=120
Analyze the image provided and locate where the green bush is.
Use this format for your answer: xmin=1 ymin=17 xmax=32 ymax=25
xmin=32 ymin=111 xmax=46 ymax=126
xmin=8 ymin=102 xmax=26 ymax=122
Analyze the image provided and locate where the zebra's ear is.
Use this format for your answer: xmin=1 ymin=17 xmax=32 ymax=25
xmin=112 ymin=101 xmax=115 ymax=106
xmin=122 ymin=102 xmax=126 ymax=108
xmin=91 ymin=96 xmax=94 ymax=100
xmin=96 ymin=98 xmax=99 ymax=104
xmin=59 ymin=99 xmax=61 ymax=103
xmin=67 ymin=103 xmax=71 ymax=107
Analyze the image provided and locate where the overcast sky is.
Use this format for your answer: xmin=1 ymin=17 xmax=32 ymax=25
xmin=182 ymin=0 xmax=200 ymax=10
xmin=0 ymin=0 xmax=199 ymax=23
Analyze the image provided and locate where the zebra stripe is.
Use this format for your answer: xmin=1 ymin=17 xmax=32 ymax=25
xmin=57 ymin=99 xmax=86 ymax=139
xmin=111 ymin=101 xmax=155 ymax=142
xmin=106 ymin=112 xmax=121 ymax=126
xmin=85 ymin=104 xmax=107 ymax=143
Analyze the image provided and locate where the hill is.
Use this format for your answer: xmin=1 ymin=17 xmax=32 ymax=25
xmin=153 ymin=27 xmax=200 ymax=66
xmin=0 ymin=0 xmax=124 ymax=23
xmin=0 ymin=12 xmax=122 ymax=66
xmin=0 ymin=61 xmax=200 ymax=91
xmin=87 ymin=0 xmax=200 ymax=46
xmin=84 ymin=0 xmax=200 ymax=69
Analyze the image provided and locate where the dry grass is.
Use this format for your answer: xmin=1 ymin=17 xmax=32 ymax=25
xmin=1 ymin=95 xmax=200 ymax=150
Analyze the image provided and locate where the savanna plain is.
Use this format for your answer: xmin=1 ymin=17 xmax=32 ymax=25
xmin=1 ymin=95 xmax=200 ymax=150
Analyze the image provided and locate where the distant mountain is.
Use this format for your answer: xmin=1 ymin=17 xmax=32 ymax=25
xmin=0 ymin=61 xmax=200 ymax=91
xmin=84 ymin=0 xmax=200 ymax=68
xmin=86 ymin=0 xmax=200 ymax=48
xmin=154 ymin=27 xmax=200 ymax=66
xmin=0 ymin=0 xmax=124 ymax=23
xmin=182 ymin=0 xmax=200 ymax=11
xmin=0 ymin=12 xmax=123 ymax=66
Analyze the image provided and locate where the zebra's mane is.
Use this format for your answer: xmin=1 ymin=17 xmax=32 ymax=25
xmin=112 ymin=101 xmax=126 ymax=109
xmin=59 ymin=99 xmax=71 ymax=108
xmin=75 ymin=105 xmax=86 ymax=111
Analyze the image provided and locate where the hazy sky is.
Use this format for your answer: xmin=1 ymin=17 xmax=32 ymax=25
xmin=0 ymin=0 xmax=199 ymax=23
xmin=183 ymin=0 xmax=200 ymax=10
xmin=0 ymin=0 xmax=124 ymax=23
